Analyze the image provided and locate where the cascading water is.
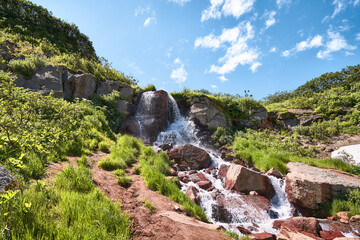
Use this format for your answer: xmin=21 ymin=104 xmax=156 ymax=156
xmin=150 ymin=91 xmax=295 ymax=235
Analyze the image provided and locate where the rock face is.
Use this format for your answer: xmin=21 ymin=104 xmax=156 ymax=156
xmin=224 ymin=164 xmax=275 ymax=199
xmin=135 ymin=90 xmax=177 ymax=142
xmin=0 ymin=166 xmax=15 ymax=192
xmin=64 ymin=72 xmax=96 ymax=99
xmin=276 ymin=109 xmax=322 ymax=130
xmin=286 ymin=162 xmax=360 ymax=214
xmin=277 ymin=217 xmax=321 ymax=240
xmin=167 ymin=144 xmax=211 ymax=170
xmin=189 ymin=97 xmax=230 ymax=129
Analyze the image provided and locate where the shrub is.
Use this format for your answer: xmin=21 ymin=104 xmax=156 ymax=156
xmin=141 ymin=199 xmax=155 ymax=213
xmin=55 ymin=166 xmax=94 ymax=193
xmin=211 ymin=127 xmax=234 ymax=147
xmin=329 ymin=189 xmax=360 ymax=217
xmin=143 ymin=84 xmax=156 ymax=92
xmin=8 ymin=55 xmax=46 ymax=78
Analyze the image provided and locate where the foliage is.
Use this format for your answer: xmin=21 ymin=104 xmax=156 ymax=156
xmin=112 ymin=169 xmax=131 ymax=187
xmin=0 ymin=0 xmax=97 ymax=59
xmin=141 ymin=199 xmax=155 ymax=213
xmin=143 ymin=84 xmax=156 ymax=92
xmin=8 ymin=55 xmax=46 ymax=78
xmin=55 ymin=166 xmax=94 ymax=193
xmin=211 ymin=127 xmax=234 ymax=147
xmin=232 ymin=130 xmax=360 ymax=175
xmin=327 ymin=189 xmax=360 ymax=218
xmin=0 ymin=71 xmax=115 ymax=181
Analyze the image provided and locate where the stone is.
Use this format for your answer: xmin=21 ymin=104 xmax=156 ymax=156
xmin=169 ymin=168 xmax=177 ymax=176
xmin=96 ymin=79 xmax=125 ymax=96
xmin=285 ymin=162 xmax=360 ymax=214
xmin=350 ymin=215 xmax=360 ymax=223
xmin=0 ymin=166 xmax=15 ymax=192
xmin=158 ymin=143 xmax=173 ymax=151
xmin=186 ymin=186 xmax=199 ymax=204
xmin=273 ymin=220 xmax=285 ymax=230
xmin=319 ymin=231 xmax=344 ymax=240
xmin=116 ymin=99 xmax=135 ymax=115
xmin=249 ymin=191 xmax=258 ymax=196
xmin=248 ymin=232 xmax=276 ymax=240
xmin=236 ymin=226 xmax=252 ymax=235
xmin=167 ymin=144 xmax=211 ymax=170
xmin=280 ymin=217 xmax=320 ymax=237
xmin=218 ymin=164 xmax=229 ymax=181
xmin=64 ymin=72 xmax=96 ymax=99
xmin=119 ymin=116 xmax=141 ymax=137
xmin=0 ymin=62 xmax=8 ymax=71
xmin=336 ymin=211 xmax=350 ymax=224
xmin=189 ymin=97 xmax=230 ymax=129
xmin=119 ymin=86 xmax=135 ymax=99
xmin=224 ymin=164 xmax=275 ymax=199
xmin=196 ymin=181 xmax=212 ymax=190
xmin=189 ymin=173 xmax=208 ymax=183
xmin=12 ymin=73 xmax=25 ymax=87
xmin=24 ymin=65 xmax=65 ymax=98
xmin=266 ymin=168 xmax=283 ymax=178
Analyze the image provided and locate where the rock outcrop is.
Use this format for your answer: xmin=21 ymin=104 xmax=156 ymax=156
xmin=189 ymin=97 xmax=230 ymax=129
xmin=276 ymin=109 xmax=322 ymax=130
xmin=167 ymin=144 xmax=211 ymax=170
xmin=224 ymin=164 xmax=275 ymax=199
xmin=286 ymin=162 xmax=360 ymax=214
xmin=0 ymin=166 xmax=15 ymax=192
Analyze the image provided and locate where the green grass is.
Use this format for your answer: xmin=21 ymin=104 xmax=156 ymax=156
xmin=55 ymin=166 xmax=94 ymax=193
xmin=142 ymin=199 xmax=155 ymax=213
xmin=9 ymin=55 xmax=47 ymax=78
xmin=112 ymin=169 xmax=132 ymax=187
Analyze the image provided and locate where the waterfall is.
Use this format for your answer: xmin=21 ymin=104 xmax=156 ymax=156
xmin=144 ymin=91 xmax=295 ymax=235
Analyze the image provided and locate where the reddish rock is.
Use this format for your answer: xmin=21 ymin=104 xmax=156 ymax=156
xmin=350 ymin=215 xmax=360 ymax=223
xmin=196 ymin=181 xmax=212 ymax=190
xmin=320 ymin=230 xmax=344 ymax=240
xmin=336 ymin=211 xmax=350 ymax=224
xmin=205 ymin=166 xmax=215 ymax=174
xmin=170 ymin=168 xmax=177 ymax=176
xmin=189 ymin=173 xmax=208 ymax=183
xmin=266 ymin=168 xmax=283 ymax=178
xmin=178 ymin=173 xmax=186 ymax=181
xmin=277 ymin=225 xmax=322 ymax=240
xmin=186 ymin=186 xmax=199 ymax=204
xmin=329 ymin=220 xmax=353 ymax=233
xmin=182 ymin=177 xmax=190 ymax=183
xmin=236 ymin=226 xmax=251 ymax=235
xmin=167 ymin=144 xmax=211 ymax=170
xmin=280 ymin=217 xmax=320 ymax=237
xmin=218 ymin=164 xmax=229 ymax=181
xmin=328 ymin=216 xmax=336 ymax=221
xmin=248 ymin=232 xmax=276 ymax=240
xmin=224 ymin=164 xmax=274 ymax=199
xmin=273 ymin=220 xmax=285 ymax=230
xmin=206 ymin=186 xmax=215 ymax=191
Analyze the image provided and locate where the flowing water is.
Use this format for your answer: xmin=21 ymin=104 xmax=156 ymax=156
xmin=149 ymin=92 xmax=295 ymax=235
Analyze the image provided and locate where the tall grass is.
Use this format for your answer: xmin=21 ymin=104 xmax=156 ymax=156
xmin=8 ymin=55 xmax=46 ymax=78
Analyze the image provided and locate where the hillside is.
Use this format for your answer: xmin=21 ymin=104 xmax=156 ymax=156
xmin=1 ymin=1 xmax=360 ymax=240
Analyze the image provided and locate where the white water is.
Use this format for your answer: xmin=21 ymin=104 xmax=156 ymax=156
xmin=151 ymin=92 xmax=294 ymax=234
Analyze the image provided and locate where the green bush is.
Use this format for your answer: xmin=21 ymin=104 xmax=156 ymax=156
xmin=9 ymin=55 xmax=46 ymax=78
xmin=211 ymin=127 xmax=234 ymax=147
xmin=329 ymin=189 xmax=360 ymax=217
xmin=143 ymin=84 xmax=156 ymax=92
xmin=55 ymin=166 xmax=94 ymax=193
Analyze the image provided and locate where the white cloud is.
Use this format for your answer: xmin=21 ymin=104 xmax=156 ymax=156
xmin=264 ymin=10 xmax=276 ymax=29
xmin=355 ymin=0 xmax=360 ymax=6
xmin=281 ymin=50 xmax=290 ymax=57
xmin=269 ymin=47 xmax=277 ymax=53
xmin=196 ymin=22 xmax=260 ymax=76
xmin=317 ymin=30 xmax=356 ymax=59
xmin=194 ymin=26 xmax=240 ymax=49
xmin=219 ymin=75 xmax=228 ymax=82
xmin=331 ymin=0 xmax=346 ymax=18
xmin=168 ymin=0 xmax=191 ymax=6
xmin=282 ymin=35 xmax=323 ymax=57
xmin=276 ymin=0 xmax=291 ymax=9
xmin=356 ymin=33 xmax=360 ymax=41
xmin=144 ymin=17 xmax=156 ymax=27
xmin=134 ymin=5 xmax=150 ymax=16
xmin=170 ymin=58 xmax=188 ymax=84
xmin=250 ymin=62 xmax=261 ymax=72
xmin=201 ymin=0 xmax=255 ymax=22
xmin=210 ymin=84 xmax=218 ymax=89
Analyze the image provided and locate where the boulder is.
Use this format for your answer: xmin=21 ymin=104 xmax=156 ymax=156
xmin=119 ymin=116 xmax=141 ymax=137
xmin=281 ymin=217 xmax=320 ymax=236
xmin=276 ymin=109 xmax=322 ymax=130
xmin=285 ymin=162 xmax=360 ymax=214
xmin=319 ymin=231 xmax=344 ymax=240
xmin=96 ymin=79 xmax=125 ymax=96
xmin=23 ymin=65 xmax=65 ymax=98
xmin=224 ymin=164 xmax=275 ymax=199
xmin=167 ymin=144 xmax=211 ymax=170
xmin=196 ymin=181 xmax=212 ymax=190
xmin=266 ymin=168 xmax=283 ymax=179
xmin=0 ymin=166 xmax=15 ymax=192
xmin=189 ymin=173 xmax=208 ymax=183
xmin=350 ymin=215 xmax=360 ymax=223
xmin=186 ymin=186 xmax=199 ymax=204
xmin=119 ymin=86 xmax=135 ymax=99
xmin=336 ymin=212 xmax=350 ymax=224
xmin=64 ymin=72 xmax=96 ymax=99
xmin=116 ymin=99 xmax=135 ymax=115
xmin=189 ymin=97 xmax=230 ymax=129
xmin=248 ymin=232 xmax=276 ymax=240
xmin=218 ymin=164 xmax=229 ymax=181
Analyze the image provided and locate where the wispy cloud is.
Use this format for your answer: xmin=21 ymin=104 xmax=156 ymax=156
xmin=196 ymin=21 xmax=261 ymax=76
xmin=134 ymin=5 xmax=150 ymax=16
xmin=170 ymin=58 xmax=188 ymax=84
xmin=168 ymin=0 xmax=191 ymax=6
xmin=144 ymin=17 xmax=156 ymax=27
xmin=219 ymin=75 xmax=228 ymax=82
xmin=276 ymin=0 xmax=291 ymax=9
xmin=210 ymin=84 xmax=218 ymax=89
xmin=201 ymin=0 xmax=255 ymax=22
xmin=135 ymin=5 xmax=157 ymax=27
xmin=282 ymin=35 xmax=323 ymax=57
xmin=317 ymin=30 xmax=356 ymax=59
xmin=128 ymin=62 xmax=143 ymax=75
xmin=356 ymin=33 xmax=360 ymax=41
xmin=269 ymin=47 xmax=277 ymax=53
xmin=263 ymin=10 xmax=276 ymax=29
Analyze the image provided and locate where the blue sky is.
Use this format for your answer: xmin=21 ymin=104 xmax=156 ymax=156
xmin=31 ymin=0 xmax=360 ymax=99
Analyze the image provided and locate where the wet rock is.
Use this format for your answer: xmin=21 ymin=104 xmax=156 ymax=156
xmin=206 ymin=186 xmax=215 ymax=191
xmin=196 ymin=181 xmax=212 ymax=190
xmin=224 ymin=164 xmax=275 ymax=199
xmin=273 ymin=220 xmax=285 ymax=230
xmin=0 ymin=166 xmax=15 ymax=192
xmin=116 ymin=99 xmax=135 ymax=115
xmin=266 ymin=168 xmax=283 ymax=179
xmin=236 ymin=226 xmax=252 ymax=235
xmin=119 ymin=116 xmax=141 ymax=137
xmin=218 ymin=164 xmax=229 ymax=181
xmin=285 ymin=162 xmax=360 ymax=215
xmin=336 ymin=211 xmax=350 ymax=224
xmin=167 ymin=144 xmax=211 ymax=170
xmin=182 ymin=177 xmax=190 ymax=183
xmin=205 ymin=166 xmax=215 ymax=174
xmin=280 ymin=217 xmax=320 ymax=237
xmin=177 ymin=173 xmax=187 ymax=181
xmin=189 ymin=173 xmax=208 ymax=183
xmin=170 ymin=168 xmax=177 ymax=176
xmin=186 ymin=186 xmax=200 ymax=204
xmin=319 ymin=230 xmax=344 ymax=240
xmin=277 ymin=227 xmax=322 ymax=240
xmin=158 ymin=143 xmax=173 ymax=151
xmin=350 ymin=215 xmax=360 ymax=223
xmin=248 ymin=232 xmax=276 ymax=240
